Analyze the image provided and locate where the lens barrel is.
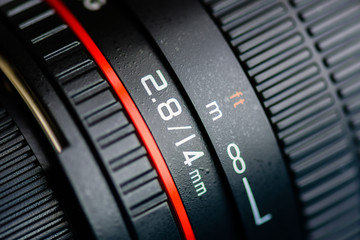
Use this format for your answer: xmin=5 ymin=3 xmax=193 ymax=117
xmin=0 ymin=0 xmax=359 ymax=239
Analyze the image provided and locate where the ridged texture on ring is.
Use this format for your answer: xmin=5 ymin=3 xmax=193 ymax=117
xmin=0 ymin=0 xmax=182 ymax=238
xmin=204 ymin=0 xmax=360 ymax=239
xmin=0 ymin=107 xmax=73 ymax=240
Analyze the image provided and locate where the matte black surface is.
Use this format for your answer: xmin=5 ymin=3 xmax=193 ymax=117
xmin=203 ymin=0 xmax=360 ymax=239
xmin=0 ymin=88 xmax=73 ymax=240
xmin=0 ymin=15 xmax=130 ymax=239
xmin=1 ymin=0 xmax=360 ymax=239
xmin=124 ymin=0 xmax=303 ymax=239
xmin=62 ymin=1 xmax=242 ymax=238
xmin=0 ymin=1 xmax=180 ymax=239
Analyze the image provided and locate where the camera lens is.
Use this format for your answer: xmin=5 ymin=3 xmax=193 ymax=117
xmin=0 ymin=0 xmax=359 ymax=239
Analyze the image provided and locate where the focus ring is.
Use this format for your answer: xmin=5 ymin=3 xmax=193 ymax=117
xmin=0 ymin=106 xmax=73 ymax=240
xmin=0 ymin=1 xmax=181 ymax=239
xmin=204 ymin=0 xmax=360 ymax=239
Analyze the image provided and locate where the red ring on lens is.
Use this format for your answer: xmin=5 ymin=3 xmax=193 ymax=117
xmin=45 ymin=1 xmax=195 ymax=239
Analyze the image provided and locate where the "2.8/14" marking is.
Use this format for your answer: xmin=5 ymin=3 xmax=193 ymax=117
xmin=141 ymin=70 xmax=207 ymax=197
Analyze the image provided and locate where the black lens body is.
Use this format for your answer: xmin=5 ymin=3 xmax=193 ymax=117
xmin=0 ymin=0 xmax=359 ymax=239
